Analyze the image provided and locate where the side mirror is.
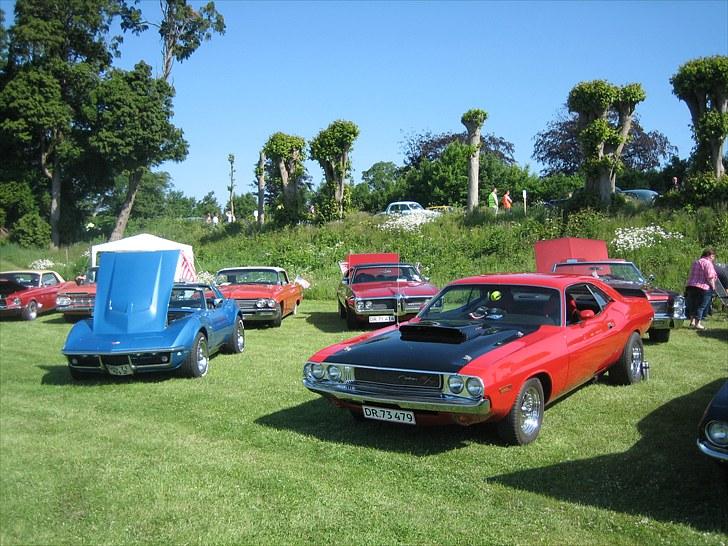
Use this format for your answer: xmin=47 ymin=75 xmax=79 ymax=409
xmin=647 ymin=274 xmax=655 ymax=284
xmin=342 ymin=278 xmax=349 ymax=285
xmin=213 ymin=298 xmax=224 ymax=308
xmin=578 ymin=309 xmax=595 ymax=320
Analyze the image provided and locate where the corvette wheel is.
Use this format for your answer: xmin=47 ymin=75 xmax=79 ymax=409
xmin=225 ymin=317 xmax=245 ymax=354
xmin=183 ymin=332 xmax=209 ymax=378
xmin=610 ymin=332 xmax=644 ymax=385
xmin=497 ymin=378 xmax=544 ymax=446
xmin=22 ymin=301 xmax=38 ymax=321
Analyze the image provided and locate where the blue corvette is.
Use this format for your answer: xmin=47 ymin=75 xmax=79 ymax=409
xmin=62 ymin=250 xmax=245 ymax=379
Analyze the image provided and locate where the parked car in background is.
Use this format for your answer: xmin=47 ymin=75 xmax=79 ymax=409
xmin=618 ymin=188 xmax=660 ymax=205
xmin=55 ymin=266 xmax=99 ymax=321
xmin=0 ymin=270 xmax=65 ymax=320
xmin=535 ymin=237 xmax=685 ymax=342
xmin=216 ymin=266 xmax=303 ymax=327
xmin=697 ymin=380 xmax=728 ymax=480
xmin=305 ymin=273 xmax=654 ymax=445
xmin=337 ymin=253 xmax=438 ymax=329
xmin=383 ymin=201 xmax=440 ymax=216
xmin=63 ymin=250 xmax=244 ymax=379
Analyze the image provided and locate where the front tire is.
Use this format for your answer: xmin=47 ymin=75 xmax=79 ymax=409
xmin=338 ymin=301 xmax=346 ymax=319
xmin=182 ymin=332 xmax=209 ymax=378
xmin=609 ymin=332 xmax=645 ymax=385
xmin=22 ymin=301 xmax=38 ymax=321
xmin=648 ymin=328 xmax=670 ymax=343
xmin=497 ymin=378 xmax=544 ymax=446
xmin=346 ymin=307 xmax=358 ymax=329
xmin=225 ymin=317 xmax=245 ymax=353
xmin=271 ymin=303 xmax=282 ymax=327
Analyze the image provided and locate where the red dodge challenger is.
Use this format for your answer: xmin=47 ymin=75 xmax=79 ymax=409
xmin=304 ymin=273 xmax=654 ymax=445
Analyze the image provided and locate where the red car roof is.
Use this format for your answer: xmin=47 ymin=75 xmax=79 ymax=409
xmin=449 ymin=272 xmax=604 ymax=290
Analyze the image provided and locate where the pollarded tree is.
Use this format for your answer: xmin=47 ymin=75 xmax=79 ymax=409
xmin=120 ymin=0 xmax=226 ymax=81
xmin=256 ymin=150 xmax=266 ymax=225
xmin=567 ymin=80 xmax=645 ymax=205
xmin=263 ymin=132 xmax=306 ymax=216
xmin=671 ymin=55 xmax=728 ymax=177
xmin=461 ymin=109 xmax=488 ymax=211
xmin=309 ymin=120 xmax=360 ymax=218
xmin=85 ymin=62 xmax=188 ymax=241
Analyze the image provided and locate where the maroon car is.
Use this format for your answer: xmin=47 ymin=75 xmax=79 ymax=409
xmin=336 ymin=253 xmax=438 ymax=329
xmin=0 ymin=270 xmax=66 ymax=320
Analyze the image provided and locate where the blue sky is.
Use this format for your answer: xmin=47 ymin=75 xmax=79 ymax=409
xmin=59 ymin=1 xmax=728 ymax=200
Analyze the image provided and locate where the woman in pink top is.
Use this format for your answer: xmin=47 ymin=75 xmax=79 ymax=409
xmin=685 ymin=248 xmax=717 ymax=330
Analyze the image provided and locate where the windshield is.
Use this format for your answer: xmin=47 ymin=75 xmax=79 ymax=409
xmin=351 ymin=265 xmax=422 ymax=284
xmin=409 ymin=203 xmax=424 ymax=211
xmin=554 ymin=262 xmax=644 ymax=283
xmin=419 ymin=284 xmax=562 ymax=326
xmin=169 ymin=287 xmax=207 ymax=310
xmin=0 ymin=273 xmax=40 ymax=288
xmin=217 ymin=269 xmax=280 ymax=285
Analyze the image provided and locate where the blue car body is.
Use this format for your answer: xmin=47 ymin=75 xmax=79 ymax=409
xmin=62 ymin=250 xmax=244 ymax=378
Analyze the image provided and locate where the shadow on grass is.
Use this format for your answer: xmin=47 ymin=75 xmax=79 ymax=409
xmin=487 ymin=379 xmax=728 ymax=533
xmin=255 ymin=397 xmax=500 ymax=455
xmin=38 ymin=365 xmax=177 ymax=386
xmin=305 ymin=311 xmax=351 ymax=333
xmin=697 ymin=327 xmax=728 ymax=343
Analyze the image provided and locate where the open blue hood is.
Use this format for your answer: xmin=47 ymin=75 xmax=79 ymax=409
xmin=92 ymin=250 xmax=179 ymax=335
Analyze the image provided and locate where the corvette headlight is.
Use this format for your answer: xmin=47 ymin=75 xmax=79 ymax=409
xmin=56 ymin=296 xmax=71 ymax=306
xmin=466 ymin=377 xmax=484 ymax=398
xmin=448 ymin=375 xmax=464 ymax=394
xmin=327 ymin=365 xmax=341 ymax=382
xmin=706 ymin=421 xmax=728 ymax=447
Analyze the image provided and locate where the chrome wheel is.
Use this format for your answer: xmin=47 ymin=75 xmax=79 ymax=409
xmin=22 ymin=301 xmax=38 ymax=321
xmin=195 ymin=337 xmax=209 ymax=375
xmin=630 ymin=343 xmax=643 ymax=380
xmin=234 ymin=321 xmax=245 ymax=351
xmin=519 ymin=385 xmax=542 ymax=436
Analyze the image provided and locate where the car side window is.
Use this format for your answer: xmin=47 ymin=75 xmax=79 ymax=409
xmin=587 ymin=284 xmax=611 ymax=310
xmin=42 ymin=273 xmax=58 ymax=286
xmin=565 ymin=283 xmax=604 ymax=325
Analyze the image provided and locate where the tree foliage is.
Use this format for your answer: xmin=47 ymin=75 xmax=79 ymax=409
xmin=533 ymin=110 xmax=677 ymax=176
xmin=567 ymin=79 xmax=646 ymax=205
xmin=351 ymin=161 xmax=404 ymax=213
xmin=402 ymin=131 xmax=515 ymax=167
xmin=309 ymin=120 xmax=360 ymax=218
xmin=671 ymin=55 xmax=728 ymax=177
xmin=262 ymin=132 xmax=308 ymax=224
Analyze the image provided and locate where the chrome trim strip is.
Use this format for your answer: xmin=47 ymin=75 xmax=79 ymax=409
xmin=697 ymin=439 xmax=728 ymax=462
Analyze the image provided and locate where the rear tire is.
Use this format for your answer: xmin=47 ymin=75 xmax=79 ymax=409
xmin=225 ymin=317 xmax=245 ymax=353
xmin=182 ymin=332 xmax=209 ymax=378
xmin=497 ymin=378 xmax=544 ymax=446
xmin=609 ymin=332 xmax=645 ymax=385
xmin=22 ymin=301 xmax=38 ymax=321
xmin=649 ymin=328 xmax=670 ymax=343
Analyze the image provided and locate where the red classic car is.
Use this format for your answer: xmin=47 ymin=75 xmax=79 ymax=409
xmin=55 ymin=267 xmax=99 ymax=321
xmin=0 ymin=270 xmax=66 ymax=320
xmin=304 ymin=273 xmax=654 ymax=445
xmin=535 ymin=237 xmax=686 ymax=342
xmin=216 ymin=267 xmax=303 ymax=327
xmin=336 ymin=253 xmax=439 ymax=329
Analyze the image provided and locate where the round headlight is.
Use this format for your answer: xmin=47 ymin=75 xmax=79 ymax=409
xmin=327 ymin=365 xmax=341 ymax=382
xmin=311 ymin=363 xmax=325 ymax=380
xmin=448 ymin=375 xmax=464 ymax=394
xmin=70 ymin=358 xmax=78 ymax=365
xmin=356 ymin=300 xmax=364 ymax=311
xmin=255 ymin=299 xmax=266 ymax=309
xmin=56 ymin=296 xmax=71 ymax=306
xmin=706 ymin=421 xmax=728 ymax=446
xmin=12 ymin=297 xmax=21 ymax=305
xmin=267 ymin=299 xmax=276 ymax=308
xmin=466 ymin=377 xmax=484 ymax=398
xmin=364 ymin=301 xmax=373 ymax=310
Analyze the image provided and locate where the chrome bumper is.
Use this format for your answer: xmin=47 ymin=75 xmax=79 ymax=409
xmin=698 ymin=439 xmax=728 ymax=462
xmin=651 ymin=315 xmax=685 ymax=330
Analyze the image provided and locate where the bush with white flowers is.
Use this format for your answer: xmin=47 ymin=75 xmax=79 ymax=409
xmin=196 ymin=271 xmax=216 ymax=284
xmin=611 ymin=225 xmax=684 ymax=252
xmin=29 ymin=258 xmax=56 ymax=270
xmin=378 ymin=213 xmax=438 ymax=232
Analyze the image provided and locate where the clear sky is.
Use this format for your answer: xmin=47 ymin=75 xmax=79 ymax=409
xmin=75 ymin=1 xmax=728 ymax=200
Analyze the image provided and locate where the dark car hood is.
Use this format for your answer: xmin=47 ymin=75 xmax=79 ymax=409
xmin=603 ymin=279 xmax=677 ymax=300
xmin=323 ymin=321 xmax=536 ymax=374
xmin=350 ymin=281 xmax=438 ymax=298
xmin=0 ymin=279 xmax=28 ymax=296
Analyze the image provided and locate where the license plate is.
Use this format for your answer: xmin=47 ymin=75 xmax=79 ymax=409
xmin=369 ymin=315 xmax=395 ymax=324
xmin=362 ymin=405 xmax=416 ymax=425
xmin=107 ymin=364 xmax=133 ymax=376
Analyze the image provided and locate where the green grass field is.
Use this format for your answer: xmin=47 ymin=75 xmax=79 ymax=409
xmin=1 ymin=301 xmax=727 ymax=545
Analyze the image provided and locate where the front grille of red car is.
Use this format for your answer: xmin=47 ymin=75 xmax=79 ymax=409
xmin=354 ymin=367 xmax=442 ymax=390
xmin=235 ymin=299 xmax=257 ymax=310
xmin=67 ymin=294 xmax=95 ymax=308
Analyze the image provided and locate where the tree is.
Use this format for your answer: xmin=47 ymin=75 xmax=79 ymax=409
xmin=533 ymin=110 xmax=677 ymax=176
xmin=402 ymin=130 xmax=514 ymax=168
xmin=567 ymin=79 xmax=645 ymax=205
xmin=1 ymin=0 xmax=119 ymax=246
xmin=309 ymin=120 xmax=360 ymax=218
xmin=263 ymin=132 xmax=307 ymax=219
xmin=671 ymin=55 xmax=728 ymax=177
xmin=84 ymin=62 xmax=188 ymax=240
xmin=256 ymin=150 xmax=266 ymax=225
xmin=461 ymin=109 xmax=488 ymax=211
xmin=227 ymin=153 xmax=235 ymax=220
xmin=0 ymin=9 xmax=8 ymax=72
xmin=120 ymin=0 xmax=225 ymax=81
xmin=351 ymin=161 xmax=403 ymax=213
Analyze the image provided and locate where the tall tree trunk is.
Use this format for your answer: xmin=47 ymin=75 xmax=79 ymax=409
xmin=712 ymin=141 xmax=726 ymax=178
xmin=41 ymin=131 xmax=61 ymax=248
xmin=463 ymin=124 xmax=481 ymax=211
xmin=586 ymin=171 xmax=613 ymax=206
xmin=257 ymin=151 xmax=266 ymax=225
xmin=109 ymin=170 xmax=144 ymax=241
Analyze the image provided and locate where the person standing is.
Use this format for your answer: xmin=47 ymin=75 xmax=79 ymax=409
xmin=685 ymin=248 xmax=717 ymax=330
xmin=488 ymin=187 xmax=498 ymax=215
xmin=501 ymin=189 xmax=513 ymax=213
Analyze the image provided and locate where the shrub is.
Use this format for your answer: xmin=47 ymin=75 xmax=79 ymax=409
xmin=11 ymin=213 xmax=51 ymax=248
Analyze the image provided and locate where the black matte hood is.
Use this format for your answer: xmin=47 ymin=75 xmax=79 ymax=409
xmin=324 ymin=321 xmax=537 ymax=374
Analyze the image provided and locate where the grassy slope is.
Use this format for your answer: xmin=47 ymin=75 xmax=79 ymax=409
xmin=1 ymin=303 xmax=727 ymax=545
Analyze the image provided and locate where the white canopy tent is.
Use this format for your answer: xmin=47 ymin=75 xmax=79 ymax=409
xmin=90 ymin=233 xmax=196 ymax=282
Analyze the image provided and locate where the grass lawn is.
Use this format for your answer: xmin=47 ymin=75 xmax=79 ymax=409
xmin=1 ymin=300 xmax=727 ymax=545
